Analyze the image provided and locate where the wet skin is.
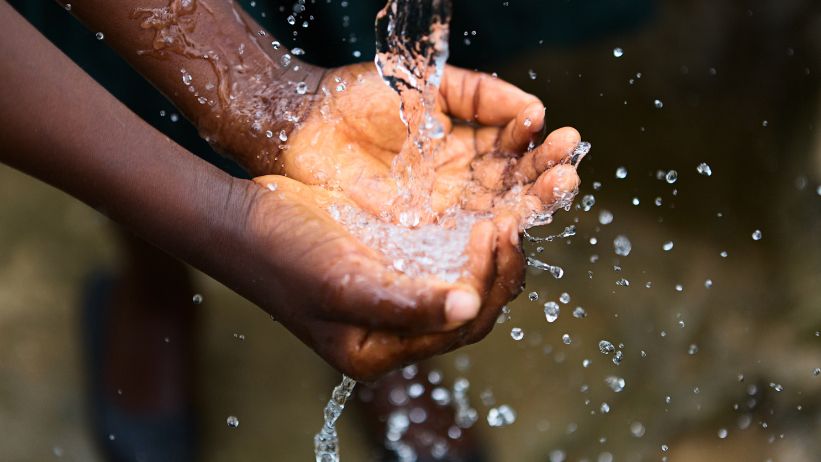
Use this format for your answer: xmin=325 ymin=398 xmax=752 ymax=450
xmin=0 ymin=1 xmax=581 ymax=380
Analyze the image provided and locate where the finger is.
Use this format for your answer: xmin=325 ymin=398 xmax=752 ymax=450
xmin=440 ymin=66 xmax=541 ymax=126
xmin=528 ymin=164 xmax=581 ymax=206
xmin=453 ymin=213 xmax=525 ymax=348
xmin=507 ymin=127 xmax=581 ymax=184
xmin=496 ymin=102 xmax=546 ymax=154
xmin=456 ymin=220 xmax=497 ymax=310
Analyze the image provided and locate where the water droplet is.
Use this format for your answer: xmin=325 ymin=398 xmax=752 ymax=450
xmin=665 ymin=170 xmax=678 ymax=184
xmin=544 ymin=302 xmax=560 ymax=323
xmin=95 ymin=32 xmax=104 ymax=40
xmin=265 ymin=130 xmax=274 ymax=138
xmin=487 ymin=405 xmax=516 ymax=427
xmin=280 ymin=53 xmax=292 ymax=67
xmin=600 ymin=402 xmax=611 ymax=413
xmin=64 ymin=3 xmax=71 ymax=11
xmin=581 ymin=194 xmax=596 ymax=211
xmin=271 ymin=40 xmax=281 ymax=50
xmin=653 ymin=99 xmax=664 ymax=109
xmin=286 ymin=15 xmax=296 ymax=25
xmin=615 ymin=278 xmax=630 ymax=287
xmin=559 ymin=293 xmax=570 ymax=304
xmin=182 ymin=73 xmax=192 ymax=85
xmin=718 ymin=428 xmax=728 ymax=439
xmin=598 ymin=210 xmax=614 ymax=225
xmin=528 ymin=69 xmax=537 ymax=80
xmin=296 ymin=82 xmax=308 ymax=95
xmin=613 ymin=235 xmax=632 ymax=256
xmin=812 ymin=368 xmax=820 ymax=376
xmin=631 ymin=197 xmax=640 ymax=205
xmin=279 ymin=130 xmax=288 ymax=142
xmin=612 ymin=350 xmax=624 ymax=365
xmin=572 ymin=306 xmax=587 ymax=318
xmin=630 ymin=421 xmax=646 ymax=437
xmin=510 ymin=327 xmax=524 ymax=341
xmin=599 ymin=340 xmax=616 ymax=355
xmin=561 ymin=334 xmax=572 ymax=344
xmin=604 ymin=376 xmax=626 ymax=392
xmin=612 ymin=47 xmax=624 ymax=58
xmin=688 ymin=344 xmax=699 ymax=355
xmin=170 ymin=113 xmax=179 ymax=123
xmin=291 ymin=47 xmax=305 ymax=56
xmin=528 ymin=291 xmax=539 ymax=301
xmin=696 ymin=162 xmax=712 ymax=176
xmin=523 ymin=118 xmax=532 ymax=128
xmin=762 ymin=120 xmax=768 ymax=127
xmin=615 ymin=166 xmax=628 ymax=179
xmin=752 ymin=229 xmax=762 ymax=241
xmin=705 ymin=279 xmax=713 ymax=288
xmin=192 ymin=294 xmax=203 ymax=304
xmin=720 ymin=250 xmax=728 ymax=258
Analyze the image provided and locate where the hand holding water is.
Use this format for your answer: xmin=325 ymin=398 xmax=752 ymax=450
xmin=245 ymin=63 xmax=582 ymax=380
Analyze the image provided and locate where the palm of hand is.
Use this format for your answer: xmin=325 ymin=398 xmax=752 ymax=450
xmin=274 ymin=63 xmax=581 ymax=224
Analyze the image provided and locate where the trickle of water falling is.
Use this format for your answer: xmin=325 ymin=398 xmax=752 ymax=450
xmin=374 ymin=0 xmax=452 ymax=225
xmin=375 ymin=0 xmax=451 ymax=140
xmin=314 ymin=375 xmax=357 ymax=462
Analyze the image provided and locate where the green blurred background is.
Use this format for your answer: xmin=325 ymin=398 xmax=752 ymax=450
xmin=1 ymin=0 xmax=819 ymax=460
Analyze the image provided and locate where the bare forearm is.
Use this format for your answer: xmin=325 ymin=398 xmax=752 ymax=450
xmin=63 ymin=0 xmax=325 ymax=174
xmin=0 ymin=2 xmax=255 ymax=287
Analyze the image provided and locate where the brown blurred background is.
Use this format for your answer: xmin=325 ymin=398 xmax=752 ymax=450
xmin=1 ymin=0 xmax=820 ymax=461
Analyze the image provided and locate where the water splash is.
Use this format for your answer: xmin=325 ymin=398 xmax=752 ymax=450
xmin=313 ymin=375 xmax=357 ymax=462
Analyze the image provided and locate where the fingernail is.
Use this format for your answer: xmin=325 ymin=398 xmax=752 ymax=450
xmin=445 ymin=289 xmax=481 ymax=323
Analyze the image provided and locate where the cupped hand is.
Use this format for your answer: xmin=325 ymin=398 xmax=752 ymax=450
xmin=239 ymin=63 xmax=582 ymax=381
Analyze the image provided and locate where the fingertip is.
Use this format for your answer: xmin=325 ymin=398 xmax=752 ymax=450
xmin=548 ymin=127 xmax=582 ymax=156
xmin=521 ymin=102 xmax=546 ymax=133
xmin=445 ymin=288 xmax=481 ymax=324
xmin=530 ymin=164 xmax=581 ymax=204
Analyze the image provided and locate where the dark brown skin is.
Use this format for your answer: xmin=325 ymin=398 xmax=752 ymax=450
xmin=0 ymin=1 xmax=582 ymax=381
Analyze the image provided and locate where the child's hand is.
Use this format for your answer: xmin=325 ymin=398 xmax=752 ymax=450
xmin=233 ymin=65 xmax=582 ymax=380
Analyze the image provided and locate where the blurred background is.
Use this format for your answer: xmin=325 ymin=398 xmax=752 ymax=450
xmin=1 ymin=0 xmax=820 ymax=460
